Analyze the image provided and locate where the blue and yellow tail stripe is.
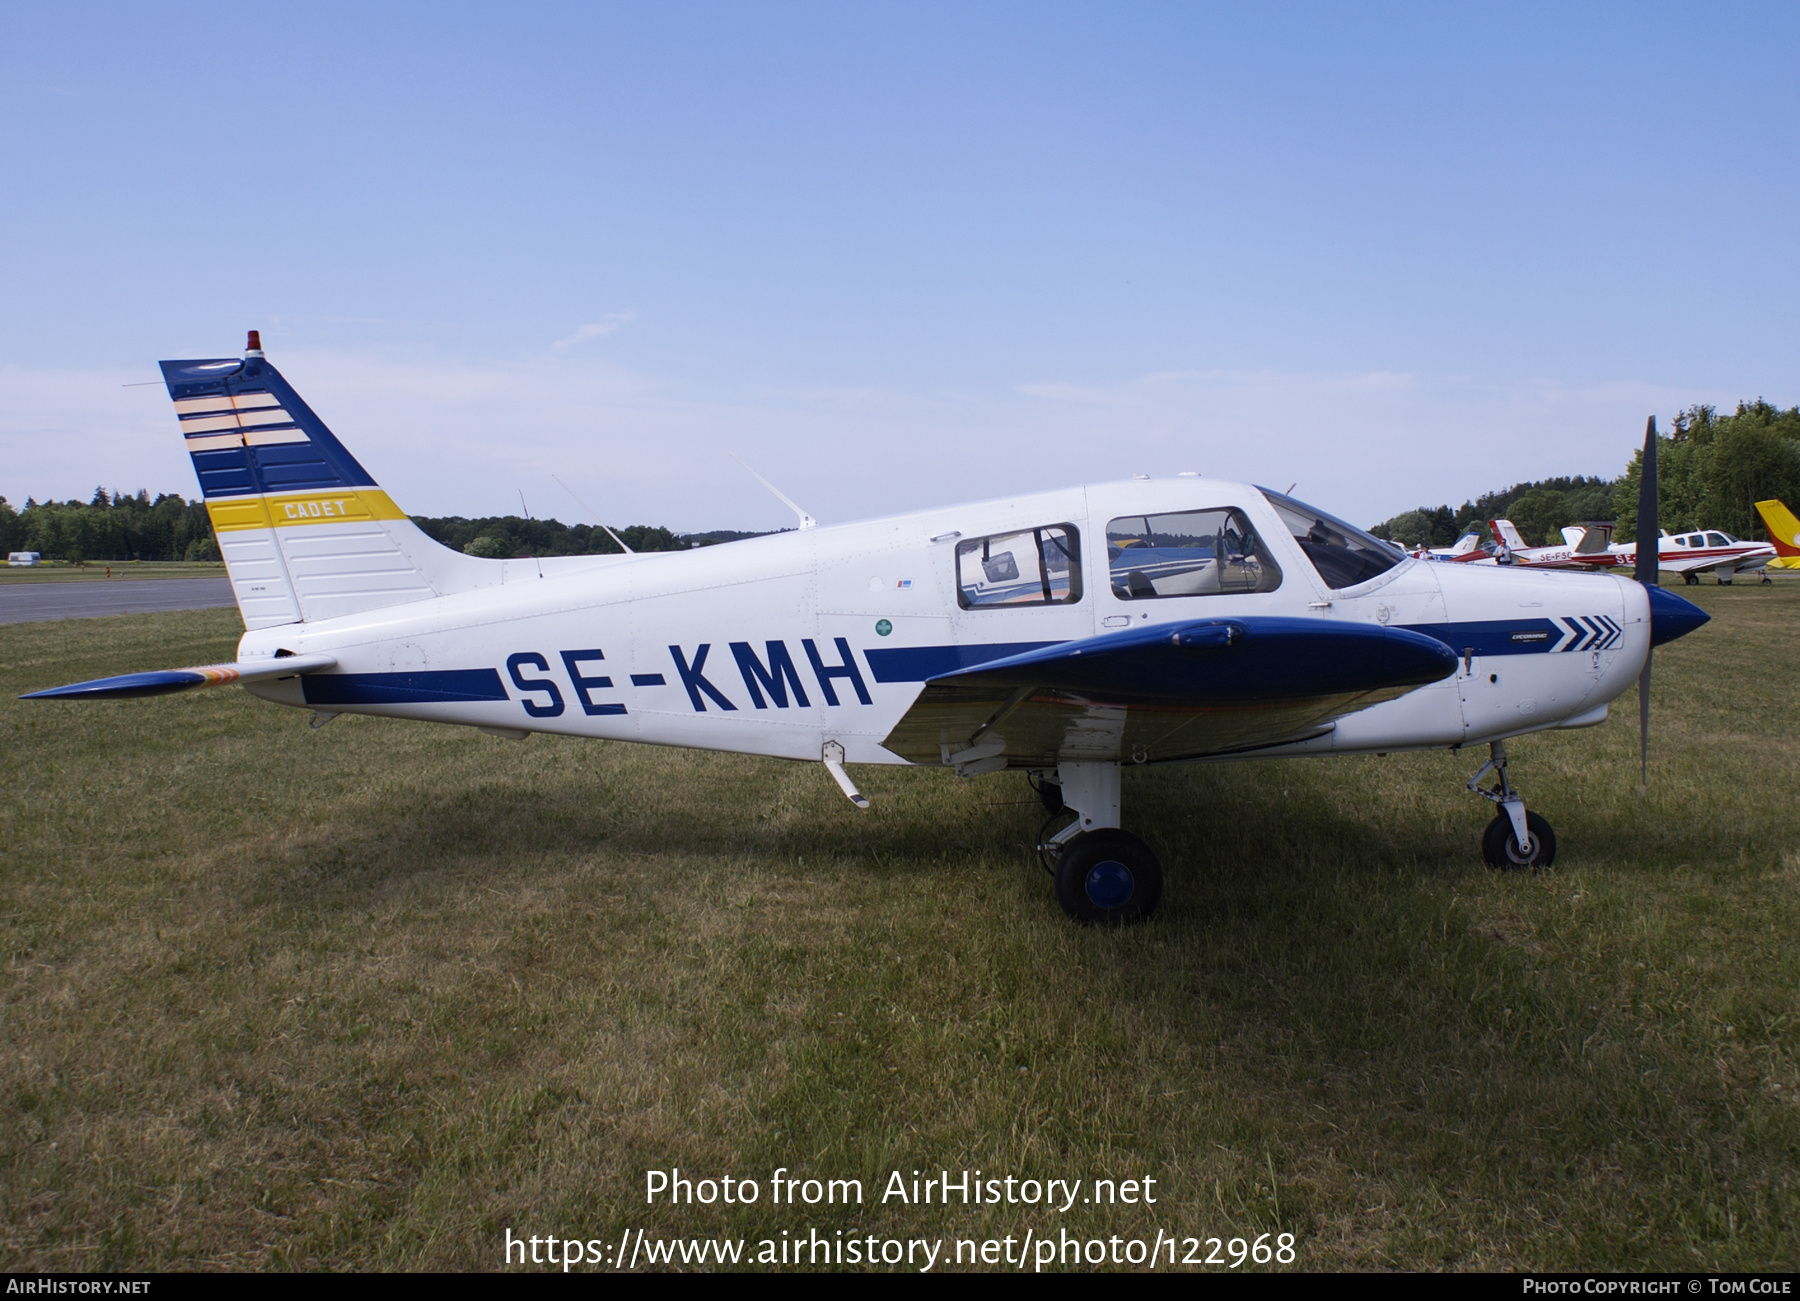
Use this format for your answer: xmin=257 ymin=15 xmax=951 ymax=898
xmin=205 ymin=488 xmax=409 ymax=534
xmin=158 ymin=354 xmax=386 ymax=504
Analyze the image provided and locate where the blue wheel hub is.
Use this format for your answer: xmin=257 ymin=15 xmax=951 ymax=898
xmin=1084 ymin=859 xmax=1134 ymax=909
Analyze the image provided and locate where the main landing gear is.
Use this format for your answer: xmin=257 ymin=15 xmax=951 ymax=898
xmin=1031 ymin=762 xmax=1163 ymax=924
xmin=1467 ymin=740 xmax=1556 ymax=871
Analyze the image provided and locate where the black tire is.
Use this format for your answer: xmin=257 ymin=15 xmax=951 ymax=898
xmin=1683 ymin=572 xmax=1699 ymax=586
xmin=1054 ymin=830 xmax=1163 ymax=924
xmin=1482 ymin=810 xmax=1556 ymax=871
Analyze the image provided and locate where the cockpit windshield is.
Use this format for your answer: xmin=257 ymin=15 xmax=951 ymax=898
xmin=1258 ymin=488 xmax=1406 ymax=590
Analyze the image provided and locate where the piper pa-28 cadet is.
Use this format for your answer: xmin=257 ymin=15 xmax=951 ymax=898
xmin=24 ymin=337 xmax=1713 ymax=924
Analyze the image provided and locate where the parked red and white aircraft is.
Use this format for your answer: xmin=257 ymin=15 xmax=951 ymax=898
xmin=1413 ymin=530 xmax=1487 ymax=563
xmin=1635 ymin=529 xmax=1777 ymax=585
xmin=1479 ymin=519 xmax=1775 ymax=584
xmin=1464 ymin=521 xmax=1613 ymax=570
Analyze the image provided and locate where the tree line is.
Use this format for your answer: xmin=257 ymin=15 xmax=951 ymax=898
xmin=0 ymin=489 xmax=219 ymax=563
xmin=1371 ymin=400 xmax=1800 ymax=547
xmin=0 ymin=489 xmax=764 ymax=562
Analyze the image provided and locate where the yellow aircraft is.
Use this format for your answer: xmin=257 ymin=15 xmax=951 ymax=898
xmin=1754 ymin=500 xmax=1800 ymax=571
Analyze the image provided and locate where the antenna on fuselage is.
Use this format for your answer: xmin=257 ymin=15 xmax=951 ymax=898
xmin=551 ymin=473 xmax=635 ymax=554
xmin=729 ymin=454 xmax=817 ymax=531
xmin=518 ymin=491 xmax=544 ymax=578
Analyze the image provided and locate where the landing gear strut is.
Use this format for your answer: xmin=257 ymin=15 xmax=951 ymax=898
xmin=1467 ymin=740 xmax=1556 ymax=871
xmin=1031 ymin=762 xmax=1163 ymax=924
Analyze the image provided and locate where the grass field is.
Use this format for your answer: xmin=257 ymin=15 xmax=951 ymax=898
xmin=2 ymin=583 xmax=1797 ymax=1271
xmin=0 ymin=561 xmax=227 ymax=585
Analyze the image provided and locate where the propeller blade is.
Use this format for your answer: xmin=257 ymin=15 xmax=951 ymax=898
xmin=1636 ymin=414 xmax=1658 ymax=792
xmin=1635 ymin=415 xmax=1658 ymax=586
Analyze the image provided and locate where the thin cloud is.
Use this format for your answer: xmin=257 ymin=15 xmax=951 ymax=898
xmin=0 ymin=352 xmax=1722 ymax=533
xmin=553 ymin=312 xmax=637 ymax=349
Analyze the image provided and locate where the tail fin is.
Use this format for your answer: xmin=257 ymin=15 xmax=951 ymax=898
xmin=1755 ymin=500 xmax=1800 ymax=558
xmin=162 ymin=334 xmax=468 ymax=628
xmin=1490 ymin=519 xmax=1527 ymax=551
xmin=1571 ymin=521 xmax=1614 ymax=555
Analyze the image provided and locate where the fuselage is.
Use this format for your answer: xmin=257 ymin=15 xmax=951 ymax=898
xmin=241 ymin=478 xmax=1652 ymax=767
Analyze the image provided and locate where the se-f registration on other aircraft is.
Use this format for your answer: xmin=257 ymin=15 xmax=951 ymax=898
xmin=27 ymin=335 xmax=1712 ymax=924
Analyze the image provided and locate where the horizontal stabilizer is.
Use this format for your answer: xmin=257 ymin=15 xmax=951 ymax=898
xmin=21 ymin=654 xmax=337 ymax=700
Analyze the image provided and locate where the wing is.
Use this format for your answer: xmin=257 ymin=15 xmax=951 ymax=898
xmin=879 ymin=617 xmax=1457 ymax=771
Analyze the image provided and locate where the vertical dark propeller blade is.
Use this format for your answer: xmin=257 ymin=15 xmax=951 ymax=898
xmin=1636 ymin=415 xmax=1658 ymax=790
xmin=1635 ymin=415 xmax=1658 ymax=586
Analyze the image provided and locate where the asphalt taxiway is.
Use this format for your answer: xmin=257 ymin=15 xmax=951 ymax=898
xmin=0 ymin=578 xmax=236 ymax=625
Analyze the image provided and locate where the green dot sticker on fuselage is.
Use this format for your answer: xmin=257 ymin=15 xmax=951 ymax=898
xmin=876 ymin=619 xmax=892 ymax=636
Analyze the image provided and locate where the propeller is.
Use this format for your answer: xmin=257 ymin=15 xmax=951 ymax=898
xmin=1635 ymin=415 xmax=1658 ymax=790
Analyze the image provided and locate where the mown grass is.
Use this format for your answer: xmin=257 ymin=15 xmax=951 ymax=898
xmin=1 ymin=582 xmax=1797 ymax=1271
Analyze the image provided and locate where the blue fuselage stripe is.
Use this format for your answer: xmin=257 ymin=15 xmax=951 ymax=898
xmin=863 ymin=641 xmax=1060 ymax=683
xmin=301 ymin=669 xmax=509 ymax=706
xmin=1398 ymin=620 xmax=1564 ymax=656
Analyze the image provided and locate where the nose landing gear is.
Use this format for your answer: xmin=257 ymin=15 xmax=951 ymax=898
xmin=1467 ymin=740 xmax=1556 ymax=871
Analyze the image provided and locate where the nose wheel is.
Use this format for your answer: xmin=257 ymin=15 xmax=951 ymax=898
xmin=1467 ymin=740 xmax=1557 ymax=872
xmin=1481 ymin=809 xmax=1556 ymax=870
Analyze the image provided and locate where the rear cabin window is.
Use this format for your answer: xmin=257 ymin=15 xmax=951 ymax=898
xmin=1259 ymin=488 xmax=1405 ymax=590
xmin=1106 ymin=508 xmax=1281 ymax=599
xmin=955 ymin=525 xmax=1082 ymax=608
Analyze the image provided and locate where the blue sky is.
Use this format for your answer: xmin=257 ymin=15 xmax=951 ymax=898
xmin=3 ymin=3 xmax=1796 ymax=530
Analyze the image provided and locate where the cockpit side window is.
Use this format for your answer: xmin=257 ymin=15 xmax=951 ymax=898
xmin=1258 ymin=488 xmax=1405 ymax=590
xmin=1705 ymin=532 xmax=1730 ymax=547
xmin=955 ymin=524 xmax=1082 ymax=608
xmin=1106 ymin=508 xmax=1281 ymax=599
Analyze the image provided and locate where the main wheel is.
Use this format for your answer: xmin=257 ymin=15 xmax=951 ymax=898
xmin=1054 ymin=830 xmax=1163 ymax=924
xmin=1683 ymin=572 xmax=1699 ymax=586
xmin=1481 ymin=810 xmax=1556 ymax=871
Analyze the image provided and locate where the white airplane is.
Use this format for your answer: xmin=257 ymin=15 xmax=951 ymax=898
xmin=1636 ymin=530 xmax=1775 ymax=585
xmin=1483 ymin=518 xmax=1774 ymax=584
xmin=1414 ymin=530 xmax=1487 ymax=562
xmin=24 ymin=340 xmax=1712 ymax=923
xmin=1480 ymin=519 xmax=1617 ymax=570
